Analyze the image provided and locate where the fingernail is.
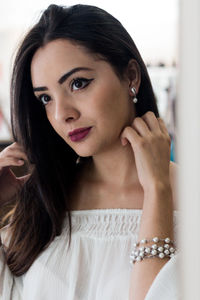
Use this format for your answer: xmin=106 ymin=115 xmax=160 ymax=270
xmin=121 ymin=138 xmax=127 ymax=146
xmin=18 ymin=160 xmax=24 ymax=164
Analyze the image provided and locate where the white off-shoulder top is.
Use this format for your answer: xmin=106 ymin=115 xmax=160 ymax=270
xmin=0 ymin=209 xmax=180 ymax=300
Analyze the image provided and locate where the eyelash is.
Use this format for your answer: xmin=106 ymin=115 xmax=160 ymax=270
xmin=71 ymin=77 xmax=93 ymax=92
xmin=36 ymin=77 xmax=94 ymax=106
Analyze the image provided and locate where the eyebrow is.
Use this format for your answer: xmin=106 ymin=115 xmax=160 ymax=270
xmin=32 ymin=67 xmax=94 ymax=92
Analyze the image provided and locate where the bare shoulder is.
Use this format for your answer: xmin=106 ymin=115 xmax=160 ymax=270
xmin=169 ymin=161 xmax=179 ymax=211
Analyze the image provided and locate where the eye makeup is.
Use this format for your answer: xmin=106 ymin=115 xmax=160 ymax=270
xmin=35 ymin=77 xmax=94 ymax=106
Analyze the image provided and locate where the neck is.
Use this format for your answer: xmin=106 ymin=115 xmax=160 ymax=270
xmin=82 ymin=140 xmax=140 ymax=189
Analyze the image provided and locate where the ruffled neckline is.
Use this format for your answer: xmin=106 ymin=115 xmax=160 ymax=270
xmin=62 ymin=208 xmax=179 ymax=238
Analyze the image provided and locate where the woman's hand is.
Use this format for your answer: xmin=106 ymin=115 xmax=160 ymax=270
xmin=120 ymin=111 xmax=171 ymax=193
xmin=124 ymin=112 xmax=174 ymax=299
xmin=0 ymin=142 xmax=31 ymax=203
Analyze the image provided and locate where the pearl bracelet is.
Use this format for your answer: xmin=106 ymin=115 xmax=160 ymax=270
xmin=134 ymin=236 xmax=173 ymax=247
xmin=130 ymin=236 xmax=178 ymax=265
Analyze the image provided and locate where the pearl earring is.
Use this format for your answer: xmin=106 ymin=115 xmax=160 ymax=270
xmin=76 ymin=156 xmax=81 ymax=164
xmin=131 ymin=87 xmax=138 ymax=103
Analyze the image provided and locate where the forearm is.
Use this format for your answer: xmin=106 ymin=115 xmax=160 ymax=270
xmin=129 ymin=182 xmax=174 ymax=300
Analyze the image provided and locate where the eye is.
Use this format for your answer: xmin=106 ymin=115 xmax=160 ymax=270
xmin=37 ymin=94 xmax=51 ymax=106
xmin=71 ymin=77 xmax=94 ymax=91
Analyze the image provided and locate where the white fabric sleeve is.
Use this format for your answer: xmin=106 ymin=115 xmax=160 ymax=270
xmin=0 ymin=227 xmax=22 ymax=300
xmin=144 ymin=253 xmax=181 ymax=300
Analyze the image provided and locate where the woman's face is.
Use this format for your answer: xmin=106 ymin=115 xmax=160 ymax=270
xmin=31 ymin=39 xmax=137 ymax=157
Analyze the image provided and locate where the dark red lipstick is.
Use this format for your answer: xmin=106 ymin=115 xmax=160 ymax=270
xmin=69 ymin=127 xmax=92 ymax=142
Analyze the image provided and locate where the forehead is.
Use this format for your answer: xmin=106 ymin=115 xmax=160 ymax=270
xmin=32 ymin=39 xmax=96 ymax=64
xmin=31 ymin=39 xmax=104 ymax=83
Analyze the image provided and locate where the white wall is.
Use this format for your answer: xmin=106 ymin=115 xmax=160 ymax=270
xmin=178 ymin=0 xmax=200 ymax=298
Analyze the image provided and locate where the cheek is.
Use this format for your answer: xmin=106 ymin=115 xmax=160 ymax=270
xmin=92 ymin=84 xmax=122 ymax=117
xmin=91 ymin=91 xmax=127 ymax=140
xmin=96 ymin=88 xmax=127 ymax=126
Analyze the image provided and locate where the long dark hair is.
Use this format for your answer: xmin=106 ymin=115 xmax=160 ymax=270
xmin=2 ymin=4 xmax=159 ymax=276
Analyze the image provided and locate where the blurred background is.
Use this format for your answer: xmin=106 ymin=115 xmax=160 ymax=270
xmin=0 ymin=0 xmax=178 ymax=165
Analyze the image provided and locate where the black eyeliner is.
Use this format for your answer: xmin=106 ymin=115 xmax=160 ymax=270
xmin=70 ymin=77 xmax=94 ymax=91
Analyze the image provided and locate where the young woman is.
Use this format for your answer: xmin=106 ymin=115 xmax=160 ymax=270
xmin=0 ymin=4 xmax=179 ymax=300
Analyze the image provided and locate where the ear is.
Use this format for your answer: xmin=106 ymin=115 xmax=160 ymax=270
xmin=124 ymin=59 xmax=141 ymax=95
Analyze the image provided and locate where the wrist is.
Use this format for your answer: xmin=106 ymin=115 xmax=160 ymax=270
xmin=139 ymin=182 xmax=174 ymax=243
xmin=144 ymin=180 xmax=172 ymax=195
xmin=143 ymin=181 xmax=173 ymax=206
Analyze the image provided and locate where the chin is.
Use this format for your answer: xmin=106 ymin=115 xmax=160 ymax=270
xmin=72 ymin=146 xmax=95 ymax=158
xmin=69 ymin=134 xmax=106 ymax=157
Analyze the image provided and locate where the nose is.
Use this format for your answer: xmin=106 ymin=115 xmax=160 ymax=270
xmin=54 ymin=96 xmax=80 ymax=123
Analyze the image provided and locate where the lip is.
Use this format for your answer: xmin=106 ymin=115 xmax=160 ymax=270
xmin=68 ymin=127 xmax=92 ymax=136
xmin=69 ymin=127 xmax=92 ymax=142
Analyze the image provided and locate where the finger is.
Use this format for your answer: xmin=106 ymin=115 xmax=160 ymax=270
xmin=17 ymin=174 xmax=31 ymax=186
xmin=0 ymin=166 xmax=17 ymax=178
xmin=7 ymin=142 xmax=22 ymax=150
xmin=2 ymin=148 xmax=28 ymax=161
xmin=141 ymin=111 xmax=161 ymax=133
xmin=13 ymin=151 xmax=28 ymax=161
xmin=1 ymin=157 xmax=25 ymax=168
xmin=121 ymin=126 xmax=141 ymax=146
xmin=157 ymin=118 xmax=170 ymax=136
xmin=2 ymin=153 xmax=28 ymax=163
xmin=0 ymin=160 xmax=24 ymax=176
xmin=8 ymin=142 xmax=26 ymax=153
xmin=132 ymin=117 xmax=151 ymax=137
